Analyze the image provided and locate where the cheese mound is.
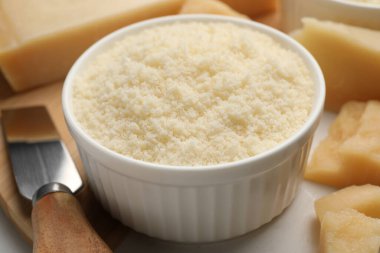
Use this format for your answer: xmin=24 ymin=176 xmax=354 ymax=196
xmin=72 ymin=22 xmax=314 ymax=166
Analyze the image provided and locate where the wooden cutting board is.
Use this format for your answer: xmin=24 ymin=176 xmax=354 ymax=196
xmin=0 ymin=11 xmax=280 ymax=251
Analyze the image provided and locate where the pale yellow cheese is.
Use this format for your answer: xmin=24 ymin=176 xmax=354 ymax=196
xmin=320 ymin=209 xmax=380 ymax=253
xmin=305 ymin=100 xmax=380 ymax=187
xmin=315 ymin=184 xmax=380 ymax=253
xmin=179 ymin=0 xmax=248 ymax=19
xmin=343 ymin=0 xmax=380 ymax=5
xmin=294 ymin=18 xmax=380 ymax=112
xmin=219 ymin=0 xmax=277 ymax=18
xmin=340 ymin=101 xmax=380 ymax=182
xmin=72 ymin=22 xmax=314 ymax=166
xmin=305 ymin=101 xmax=366 ymax=187
xmin=0 ymin=0 xmax=184 ymax=92
xmin=315 ymin=185 xmax=380 ymax=222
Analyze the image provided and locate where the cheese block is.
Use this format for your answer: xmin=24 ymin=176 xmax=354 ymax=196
xmin=294 ymin=18 xmax=380 ymax=112
xmin=315 ymin=185 xmax=380 ymax=222
xmin=304 ymin=101 xmax=366 ymax=187
xmin=320 ymin=209 xmax=380 ymax=253
xmin=219 ymin=0 xmax=277 ymax=17
xmin=179 ymin=0 xmax=248 ymax=18
xmin=0 ymin=0 xmax=184 ymax=92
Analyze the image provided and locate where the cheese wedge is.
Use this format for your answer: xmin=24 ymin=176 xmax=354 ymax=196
xmin=179 ymin=0 xmax=248 ymax=18
xmin=306 ymin=100 xmax=380 ymax=187
xmin=305 ymin=101 xmax=366 ymax=187
xmin=294 ymin=18 xmax=380 ymax=112
xmin=0 ymin=0 xmax=184 ymax=92
xmin=320 ymin=209 xmax=380 ymax=253
xmin=315 ymin=185 xmax=380 ymax=222
xmin=219 ymin=0 xmax=276 ymax=17
xmin=340 ymin=101 xmax=380 ymax=183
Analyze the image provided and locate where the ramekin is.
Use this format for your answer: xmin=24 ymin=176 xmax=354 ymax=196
xmin=281 ymin=0 xmax=380 ymax=32
xmin=62 ymin=14 xmax=325 ymax=243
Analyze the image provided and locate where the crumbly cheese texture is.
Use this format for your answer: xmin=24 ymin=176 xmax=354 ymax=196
xmin=320 ymin=209 xmax=380 ymax=253
xmin=73 ymin=22 xmax=314 ymax=166
xmin=305 ymin=101 xmax=380 ymax=187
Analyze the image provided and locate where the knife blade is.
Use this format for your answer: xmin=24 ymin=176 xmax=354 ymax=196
xmin=1 ymin=106 xmax=111 ymax=253
xmin=2 ymin=106 xmax=82 ymax=202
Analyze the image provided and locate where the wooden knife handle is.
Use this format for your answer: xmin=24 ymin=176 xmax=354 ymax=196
xmin=32 ymin=191 xmax=112 ymax=253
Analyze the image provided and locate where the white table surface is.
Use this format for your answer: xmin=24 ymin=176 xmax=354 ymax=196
xmin=0 ymin=112 xmax=337 ymax=252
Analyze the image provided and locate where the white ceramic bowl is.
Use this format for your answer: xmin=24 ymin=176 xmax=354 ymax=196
xmin=62 ymin=15 xmax=325 ymax=243
xmin=281 ymin=0 xmax=380 ymax=32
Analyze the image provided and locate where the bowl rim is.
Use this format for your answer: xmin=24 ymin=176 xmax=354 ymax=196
xmin=62 ymin=14 xmax=325 ymax=174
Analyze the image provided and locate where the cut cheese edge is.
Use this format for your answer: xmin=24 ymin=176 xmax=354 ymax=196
xmin=0 ymin=0 xmax=185 ymax=48
xmin=294 ymin=18 xmax=380 ymax=111
xmin=320 ymin=209 xmax=380 ymax=253
xmin=0 ymin=0 xmax=184 ymax=92
xmin=340 ymin=101 xmax=380 ymax=183
xmin=315 ymin=185 xmax=380 ymax=222
xmin=305 ymin=101 xmax=366 ymax=187
xmin=179 ymin=0 xmax=248 ymax=18
xmin=306 ymin=100 xmax=380 ymax=187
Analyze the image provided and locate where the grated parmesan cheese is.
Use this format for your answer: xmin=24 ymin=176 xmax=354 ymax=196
xmin=72 ymin=22 xmax=314 ymax=166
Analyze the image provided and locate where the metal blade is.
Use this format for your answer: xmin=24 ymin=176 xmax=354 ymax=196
xmin=1 ymin=106 xmax=82 ymax=200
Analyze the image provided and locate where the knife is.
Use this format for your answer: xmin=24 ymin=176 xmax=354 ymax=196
xmin=1 ymin=106 xmax=112 ymax=253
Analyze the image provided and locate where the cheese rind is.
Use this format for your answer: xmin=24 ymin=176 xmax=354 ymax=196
xmin=294 ymin=18 xmax=380 ymax=111
xmin=0 ymin=0 xmax=184 ymax=92
xmin=219 ymin=0 xmax=276 ymax=17
xmin=179 ymin=0 xmax=248 ymax=18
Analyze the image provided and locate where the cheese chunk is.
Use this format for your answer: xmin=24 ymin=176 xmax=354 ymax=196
xmin=340 ymin=101 xmax=380 ymax=182
xmin=320 ymin=209 xmax=380 ymax=253
xmin=294 ymin=18 xmax=380 ymax=111
xmin=305 ymin=101 xmax=366 ymax=187
xmin=219 ymin=0 xmax=277 ymax=17
xmin=306 ymin=100 xmax=380 ymax=187
xmin=0 ymin=0 xmax=184 ymax=92
xmin=179 ymin=0 xmax=248 ymax=18
xmin=315 ymin=185 xmax=380 ymax=222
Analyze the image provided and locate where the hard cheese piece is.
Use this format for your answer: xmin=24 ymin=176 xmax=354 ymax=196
xmin=315 ymin=185 xmax=380 ymax=222
xmin=340 ymin=101 xmax=380 ymax=183
xmin=305 ymin=101 xmax=366 ymax=187
xmin=320 ymin=209 xmax=380 ymax=253
xmin=0 ymin=0 xmax=184 ymax=92
xmin=294 ymin=18 xmax=380 ymax=112
xmin=219 ymin=0 xmax=276 ymax=17
xmin=179 ymin=0 xmax=248 ymax=18
xmin=306 ymin=100 xmax=380 ymax=187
